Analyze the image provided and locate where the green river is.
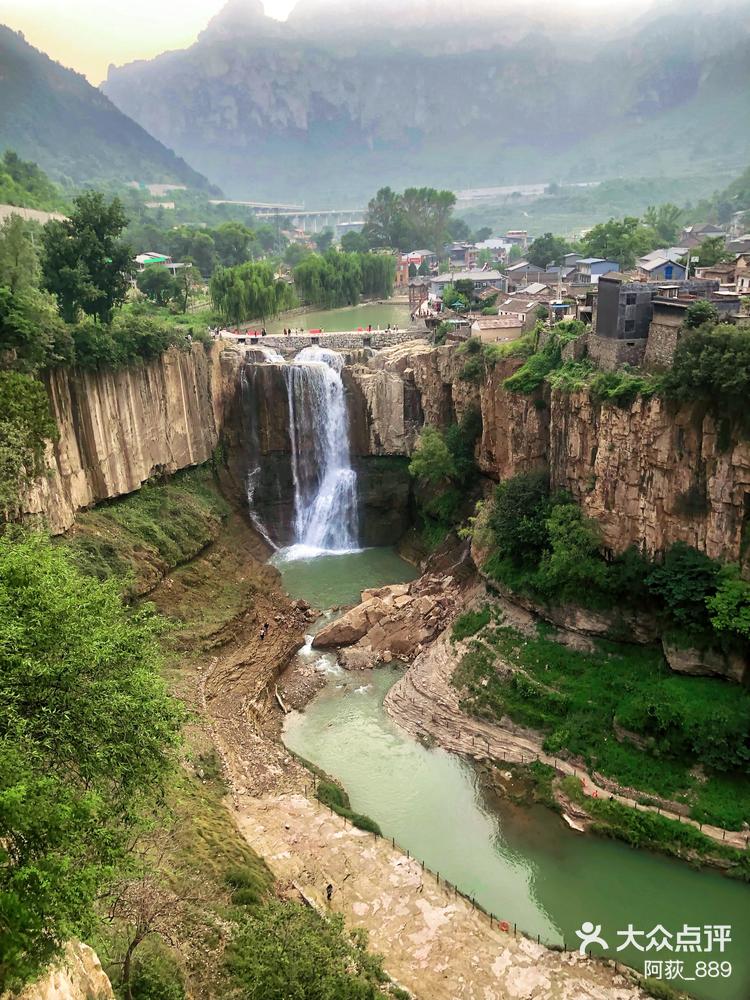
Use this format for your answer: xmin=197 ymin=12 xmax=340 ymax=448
xmin=276 ymin=548 xmax=749 ymax=1000
xmin=265 ymin=301 xmax=411 ymax=335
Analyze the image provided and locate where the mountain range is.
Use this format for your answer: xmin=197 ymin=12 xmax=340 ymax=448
xmin=99 ymin=0 xmax=750 ymax=203
xmin=0 ymin=25 xmax=211 ymax=191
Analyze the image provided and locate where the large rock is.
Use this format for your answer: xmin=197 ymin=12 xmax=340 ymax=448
xmin=662 ymin=640 xmax=748 ymax=684
xmin=13 ymin=942 xmax=113 ymax=1000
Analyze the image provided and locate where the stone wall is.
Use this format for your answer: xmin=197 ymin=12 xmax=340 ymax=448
xmin=21 ymin=345 xmax=240 ymax=534
xmin=232 ymin=329 xmax=427 ymax=354
xmin=586 ymin=333 xmax=647 ymax=371
xmin=643 ymin=317 xmax=682 ymax=371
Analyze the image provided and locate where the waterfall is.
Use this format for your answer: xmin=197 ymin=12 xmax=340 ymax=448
xmin=284 ymin=346 xmax=359 ymax=555
xmin=242 ymin=345 xmax=359 ymax=559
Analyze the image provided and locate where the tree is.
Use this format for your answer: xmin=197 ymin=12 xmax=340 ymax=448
xmin=340 ymin=231 xmax=370 ymax=253
xmin=136 ymin=267 xmax=177 ymax=307
xmin=408 ymin=262 xmax=418 ymax=278
xmin=361 ymin=187 xmax=408 ymax=249
xmin=225 ymin=900 xmax=383 ymax=1000
xmin=213 ymin=222 xmax=255 ymax=268
xmin=693 ymin=236 xmax=733 ymax=268
xmin=707 ymin=564 xmax=750 ymax=639
xmin=447 ymin=217 xmax=471 ymax=242
xmin=0 ymin=214 xmax=39 ymax=293
xmin=527 ymin=232 xmax=570 ymax=269
xmin=0 ymin=535 xmax=183 ymax=989
xmin=283 ymin=243 xmax=311 ymax=268
xmin=401 ymin=187 xmax=456 ymax=253
xmin=313 ymin=228 xmax=335 ymax=253
xmin=579 ymin=216 xmax=661 ymax=270
xmin=0 ymin=370 xmax=58 ymax=516
xmin=417 ymin=259 xmax=430 ymax=276
xmin=172 ymin=261 xmax=199 ymax=315
xmin=645 ymin=542 xmax=719 ymax=631
xmin=684 ymin=299 xmax=719 ymax=329
xmin=475 ymin=226 xmax=493 ymax=243
xmin=408 ymin=427 xmax=456 ymax=484
xmin=643 ymin=203 xmax=682 ymax=245
xmin=41 ymin=192 xmax=133 ymax=323
xmin=210 ymin=262 xmax=295 ymax=324
xmin=488 ymin=472 xmax=553 ymax=568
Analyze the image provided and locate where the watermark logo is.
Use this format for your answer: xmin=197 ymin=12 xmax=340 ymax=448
xmin=574 ymin=923 xmax=733 ymax=981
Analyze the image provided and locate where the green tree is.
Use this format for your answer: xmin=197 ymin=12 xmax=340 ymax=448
xmin=579 ymin=216 xmax=661 ymax=269
xmin=684 ymin=299 xmax=719 ymax=329
xmin=536 ymin=503 xmax=609 ymax=599
xmin=340 ymin=231 xmax=370 ymax=253
xmin=225 ymin=900 xmax=383 ymax=1000
xmin=408 ymin=261 xmax=418 ymax=278
xmin=0 ymin=535 xmax=183 ymax=989
xmin=408 ymin=426 xmax=456 ymax=484
xmin=693 ymin=235 xmax=733 ymax=268
xmin=136 ymin=268 xmax=177 ymax=307
xmin=210 ymin=262 xmax=295 ymax=324
xmin=475 ymin=226 xmax=493 ymax=242
xmin=643 ymin=203 xmax=682 ymax=244
xmin=283 ymin=243 xmax=311 ymax=268
xmin=645 ymin=542 xmax=719 ymax=632
xmin=0 ymin=286 xmax=70 ymax=372
xmin=361 ymin=187 xmax=408 ymax=249
xmin=706 ymin=564 xmax=750 ymax=639
xmin=0 ymin=371 xmax=58 ymax=516
xmin=172 ymin=261 xmax=199 ymax=315
xmin=527 ymin=232 xmax=570 ymax=269
xmin=213 ymin=222 xmax=255 ymax=268
xmin=0 ymin=214 xmax=39 ymax=293
xmin=417 ymin=259 xmax=431 ymax=276
xmin=401 ymin=187 xmax=457 ymax=253
xmin=41 ymin=192 xmax=133 ymax=324
xmin=488 ymin=472 xmax=554 ymax=568
xmin=313 ymin=228 xmax=335 ymax=253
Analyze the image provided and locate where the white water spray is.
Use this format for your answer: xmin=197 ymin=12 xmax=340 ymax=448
xmin=283 ymin=346 xmax=359 ymax=556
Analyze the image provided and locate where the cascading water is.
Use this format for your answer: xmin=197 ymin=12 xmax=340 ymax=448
xmin=284 ymin=346 xmax=359 ymax=555
xmin=241 ymin=345 xmax=359 ymax=559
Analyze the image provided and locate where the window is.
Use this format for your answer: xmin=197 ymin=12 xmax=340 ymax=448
xmin=624 ymin=319 xmax=636 ymax=334
xmin=625 ymin=293 xmax=637 ymax=305
xmin=664 ymin=265 xmax=674 ymax=279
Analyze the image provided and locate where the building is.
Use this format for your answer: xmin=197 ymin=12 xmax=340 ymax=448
xmin=133 ymin=252 xmax=186 ymax=276
xmin=404 ymin=249 xmax=438 ymax=270
xmin=693 ymin=261 xmax=736 ymax=285
xmin=505 ymin=230 xmax=529 ymax=249
xmin=395 ymin=258 xmax=411 ymax=289
xmin=469 ymin=315 xmax=524 ymax=343
xmin=504 ymin=261 xmax=550 ymax=290
xmin=681 ymin=223 xmax=725 ymax=247
xmin=497 ymin=296 xmax=545 ymax=331
xmin=429 ymin=269 xmax=507 ymax=299
xmin=644 ymin=291 xmax=742 ymax=370
xmin=445 ymin=243 xmax=478 ymax=269
xmin=637 ymin=256 xmax=686 ymax=281
xmin=735 ymin=253 xmax=750 ymax=294
xmin=575 ymin=258 xmax=621 ymax=283
xmin=592 ymin=274 xmax=721 ymax=369
xmin=408 ymin=277 xmax=430 ymax=312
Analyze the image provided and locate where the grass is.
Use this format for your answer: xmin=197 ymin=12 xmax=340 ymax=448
xmin=452 ymin=621 xmax=750 ymax=830
xmin=62 ymin=465 xmax=230 ymax=593
xmin=560 ymin=776 xmax=749 ymax=877
xmin=452 ymin=606 xmax=491 ymax=641
xmin=316 ymin=779 xmax=382 ymax=836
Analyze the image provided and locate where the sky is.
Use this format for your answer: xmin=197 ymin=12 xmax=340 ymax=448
xmin=2 ymin=0 xmax=297 ymax=84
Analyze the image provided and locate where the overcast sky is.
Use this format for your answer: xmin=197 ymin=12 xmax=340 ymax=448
xmin=3 ymin=1 xmax=296 ymax=84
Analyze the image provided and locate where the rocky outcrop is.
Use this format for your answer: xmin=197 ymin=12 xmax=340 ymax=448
xmin=662 ymin=639 xmax=748 ymax=684
xmin=21 ymin=345 xmax=241 ymax=535
xmin=12 ymin=942 xmax=113 ymax=1000
xmin=349 ymin=342 xmax=750 ymax=567
xmin=313 ymin=575 xmax=464 ymax=669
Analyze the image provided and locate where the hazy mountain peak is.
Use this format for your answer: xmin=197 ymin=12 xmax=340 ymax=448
xmin=201 ymin=0 xmax=281 ymax=40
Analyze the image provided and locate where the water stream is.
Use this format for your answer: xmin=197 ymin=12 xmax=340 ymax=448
xmin=277 ymin=550 xmax=750 ymax=1000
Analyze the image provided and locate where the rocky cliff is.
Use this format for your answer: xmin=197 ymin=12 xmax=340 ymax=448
xmin=11 ymin=942 xmax=113 ymax=1000
xmin=349 ymin=343 xmax=750 ymax=567
xmin=22 ymin=345 xmax=239 ymax=535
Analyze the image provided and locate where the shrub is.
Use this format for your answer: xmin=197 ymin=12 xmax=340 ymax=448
xmin=684 ymin=299 xmax=719 ymax=329
xmin=589 ymin=367 xmax=660 ymax=407
xmin=487 ymin=472 xmax=554 ymax=568
xmin=0 ymin=370 xmax=58 ymax=518
xmin=452 ymin=606 xmax=491 ymax=641
xmin=408 ymin=427 xmax=456 ymax=484
xmin=130 ymin=948 xmax=186 ymax=1000
xmin=645 ymin=542 xmax=719 ymax=634
xmin=706 ymin=563 xmax=750 ymax=639
xmin=662 ymin=322 xmax=750 ymax=432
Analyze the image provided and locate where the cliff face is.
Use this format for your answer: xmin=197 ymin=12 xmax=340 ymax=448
xmin=350 ymin=343 xmax=750 ymax=567
xmin=14 ymin=941 xmax=113 ymax=1000
xmin=22 ymin=345 xmax=238 ymax=535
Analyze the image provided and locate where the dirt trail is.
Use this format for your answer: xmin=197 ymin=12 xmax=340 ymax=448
xmin=384 ymin=630 xmax=749 ymax=851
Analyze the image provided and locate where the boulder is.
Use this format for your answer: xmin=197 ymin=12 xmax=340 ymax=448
xmin=663 ymin=640 xmax=748 ymax=684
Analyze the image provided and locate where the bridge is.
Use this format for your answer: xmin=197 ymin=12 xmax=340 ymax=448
xmin=209 ymin=200 xmax=365 ymax=234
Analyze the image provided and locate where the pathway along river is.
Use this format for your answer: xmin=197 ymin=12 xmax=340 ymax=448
xmin=276 ymin=549 xmax=749 ymax=1000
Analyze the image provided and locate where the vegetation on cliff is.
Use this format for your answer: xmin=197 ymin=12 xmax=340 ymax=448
xmin=408 ymin=407 xmax=482 ymax=549
xmin=452 ymin=613 xmax=750 ymax=833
